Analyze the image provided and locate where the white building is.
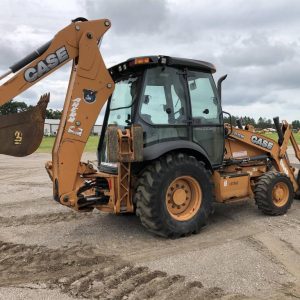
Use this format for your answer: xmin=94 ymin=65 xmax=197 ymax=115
xmin=91 ymin=124 xmax=102 ymax=136
xmin=44 ymin=119 xmax=60 ymax=136
xmin=44 ymin=119 xmax=102 ymax=136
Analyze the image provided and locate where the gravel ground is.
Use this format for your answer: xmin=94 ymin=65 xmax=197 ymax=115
xmin=0 ymin=150 xmax=299 ymax=299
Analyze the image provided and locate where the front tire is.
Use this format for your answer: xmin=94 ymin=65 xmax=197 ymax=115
xmin=254 ymin=171 xmax=294 ymax=215
xmin=134 ymin=153 xmax=213 ymax=238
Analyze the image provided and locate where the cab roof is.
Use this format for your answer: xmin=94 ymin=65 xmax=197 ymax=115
xmin=109 ymin=55 xmax=216 ymax=78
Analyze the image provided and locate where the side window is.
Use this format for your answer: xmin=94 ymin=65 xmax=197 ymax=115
xmin=141 ymin=85 xmax=168 ymax=124
xmin=188 ymin=71 xmax=220 ymax=124
xmin=108 ymin=76 xmax=138 ymax=126
xmin=140 ymin=67 xmax=187 ymax=125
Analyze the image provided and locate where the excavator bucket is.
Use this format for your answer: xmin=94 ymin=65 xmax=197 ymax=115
xmin=0 ymin=94 xmax=49 ymax=157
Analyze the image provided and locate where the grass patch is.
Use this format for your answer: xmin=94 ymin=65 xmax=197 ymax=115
xmin=262 ymin=132 xmax=300 ymax=144
xmin=37 ymin=136 xmax=99 ymax=153
xmin=262 ymin=132 xmax=278 ymax=142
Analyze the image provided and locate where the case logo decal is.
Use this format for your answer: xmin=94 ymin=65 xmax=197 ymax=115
xmin=24 ymin=46 xmax=69 ymax=82
xmin=251 ymin=135 xmax=273 ymax=150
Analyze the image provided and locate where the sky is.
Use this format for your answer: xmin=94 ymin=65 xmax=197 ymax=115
xmin=0 ymin=0 xmax=300 ymax=123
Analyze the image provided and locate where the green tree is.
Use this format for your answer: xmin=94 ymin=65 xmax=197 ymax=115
xmin=0 ymin=100 xmax=62 ymax=119
xmin=242 ymin=116 xmax=256 ymax=126
xmin=292 ymin=120 xmax=300 ymax=130
xmin=223 ymin=115 xmax=258 ymax=128
xmin=257 ymin=117 xmax=272 ymax=129
xmin=0 ymin=100 xmax=28 ymax=115
xmin=46 ymin=109 xmax=62 ymax=119
xmin=223 ymin=114 xmax=239 ymax=125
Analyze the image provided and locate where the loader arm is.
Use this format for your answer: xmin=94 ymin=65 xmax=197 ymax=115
xmin=0 ymin=18 xmax=115 ymax=208
xmin=226 ymin=121 xmax=300 ymax=191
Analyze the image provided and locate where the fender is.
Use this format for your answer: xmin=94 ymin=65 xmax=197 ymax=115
xmin=143 ymin=140 xmax=213 ymax=169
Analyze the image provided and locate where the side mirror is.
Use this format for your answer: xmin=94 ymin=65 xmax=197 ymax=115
xmin=217 ymin=74 xmax=228 ymax=103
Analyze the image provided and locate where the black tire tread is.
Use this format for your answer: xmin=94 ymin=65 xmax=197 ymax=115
xmin=134 ymin=153 xmax=212 ymax=238
xmin=254 ymin=171 xmax=293 ymax=216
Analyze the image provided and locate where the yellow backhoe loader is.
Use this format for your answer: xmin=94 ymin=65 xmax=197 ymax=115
xmin=0 ymin=18 xmax=299 ymax=237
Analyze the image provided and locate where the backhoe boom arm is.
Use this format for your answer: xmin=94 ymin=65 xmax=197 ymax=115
xmin=0 ymin=18 xmax=115 ymax=208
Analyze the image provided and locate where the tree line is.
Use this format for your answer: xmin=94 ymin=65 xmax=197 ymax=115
xmin=224 ymin=115 xmax=300 ymax=130
xmin=0 ymin=100 xmax=62 ymax=119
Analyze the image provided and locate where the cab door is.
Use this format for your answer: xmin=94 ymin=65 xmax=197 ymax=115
xmin=137 ymin=66 xmax=190 ymax=146
xmin=187 ymin=70 xmax=224 ymax=166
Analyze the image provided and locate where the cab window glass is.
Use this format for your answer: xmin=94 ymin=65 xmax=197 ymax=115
xmin=142 ymin=85 xmax=168 ymax=124
xmin=188 ymin=71 xmax=220 ymax=124
xmin=140 ymin=67 xmax=187 ymax=125
xmin=108 ymin=75 xmax=139 ymax=127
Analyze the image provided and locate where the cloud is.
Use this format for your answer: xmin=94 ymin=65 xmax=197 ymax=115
xmin=1 ymin=0 xmax=300 ymax=122
xmin=85 ymin=0 xmax=168 ymax=34
xmin=0 ymin=43 xmax=20 ymax=70
xmin=0 ymin=26 xmax=50 ymax=69
xmin=165 ymin=0 xmax=300 ymax=31
xmin=220 ymin=34 xmax=296 ymax=68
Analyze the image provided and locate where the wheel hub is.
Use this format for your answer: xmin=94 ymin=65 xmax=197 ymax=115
xmin=173 ymin=189 xmax=187 ymax=205
xmin=272 ymin=182 xmax=289 ymax=207
xmin=166 ymin=176 xmax=202 ymax=221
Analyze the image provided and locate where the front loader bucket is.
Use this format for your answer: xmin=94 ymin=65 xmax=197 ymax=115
xmin=0 ymin=94 xmax=49 ymax=157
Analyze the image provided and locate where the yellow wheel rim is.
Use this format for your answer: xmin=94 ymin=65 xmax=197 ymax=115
xmin=165 ymin=176 xmax=201 ymax=221
xmin=272 ymin=182 xmax=289 ymax=207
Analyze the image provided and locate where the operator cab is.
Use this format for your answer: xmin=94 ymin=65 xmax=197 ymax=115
xmin=98 ymin=55 xmax=224 ymax=173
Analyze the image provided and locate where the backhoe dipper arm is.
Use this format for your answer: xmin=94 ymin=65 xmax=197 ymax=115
xmin=0 ymin=19 xmax=115 ymax=207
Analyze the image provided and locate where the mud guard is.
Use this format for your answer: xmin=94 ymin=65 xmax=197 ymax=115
xmin=0 ymin=94 xmax=49 ymax=157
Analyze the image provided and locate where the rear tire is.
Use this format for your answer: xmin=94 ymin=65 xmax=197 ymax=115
xmin=254 ymin=171 xmax=294 ymax=215
xmin=134 ymin=153 xmax=213 ymax=238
